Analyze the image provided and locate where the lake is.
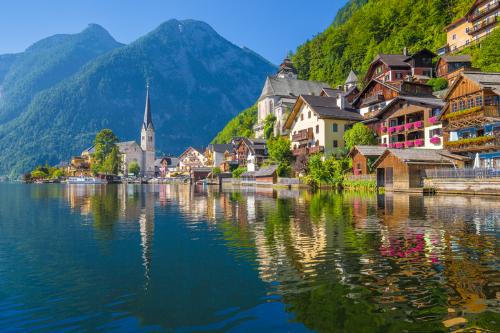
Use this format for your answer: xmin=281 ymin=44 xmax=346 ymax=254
xmin=0 ymin=183 xmax=498 ymax=332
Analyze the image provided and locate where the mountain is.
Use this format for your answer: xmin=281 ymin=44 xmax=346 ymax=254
xmin=0 ymin=19 xmax=276 ymax=176
xmin=212 ymin=0 xmax=500 ymax=143
xmin=0 ymin=24 xmax=123 ymax=123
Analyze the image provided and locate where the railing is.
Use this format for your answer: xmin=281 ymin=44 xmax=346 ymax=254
xmin=362 ymin=93 xmax=384 ymax=106
xmin=445 ymin=136 xmax=500 ymax=152
xmin=292 ymin=129 xmax=312 ymax=142
xmin=348 ymin=174 xmax=375 ymax=181
xmin=308 ymin=146 xmax=324 ymax=154
xmin=425 ymin=168 xmax=500 ymax=179
xmin=469 ymin=2 xmax=500 ymax=21
xmin=469 ymin=15 xmax=498 ymax=34
xmin=292 ymin=147 xmax=308 ymax=156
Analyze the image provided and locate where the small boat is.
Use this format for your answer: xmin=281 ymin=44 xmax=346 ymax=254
xmin=67 ymin=176 xmax=107 ymax=184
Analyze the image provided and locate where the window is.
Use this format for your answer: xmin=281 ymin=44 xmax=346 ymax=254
xmin=332 ymin=123 xmax=338 ymax=132
xmin=385 ymin=74 xmax=390 ymax=81
xmin=301 ymin=114 xmax=304 ymax=121
xmin=476 ymin=96 xmax=483 ymax=106
xmin=430 ymin=128 xmax=442 ymax=137
xmin=465 ymin=39 xmax=470 ymax=45
xmin=333 ymin=140 xmax=338 ymax=148
xmin=396 ymin=73 xmax=402 ymax=79
xmin=452 ymin=34 xmax=456 ymax=40
xmin=431 ymin=108 xmax=442 ymax=117
xmin=383 ymin=137 xmax=387 ymax=144
xmin=459 ymin=100 xmax=466 ymax=110
xmin=452 ymin=103 xmax=458 ymax=112
xmin=468 ymin=98 xmax=474 ymax=109
xmin=466 ymin=27 xmax=470 ymax=33
xmin=308 ymin=111 xmax=311 ymax=118
xmin=485 ymin=96 xmax=492 ymax=106
xmin=316 ymin=125 xmax=319 ymax=134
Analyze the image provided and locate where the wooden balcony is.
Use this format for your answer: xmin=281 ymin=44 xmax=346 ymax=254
xmin=292 ymin=147 xmax=308 ymax=156
xmin=469 ymin=2 xmax=500 ymax=21
xmin=362 ymin=93 xmax=384 ymax=106
xmin=308 ymin=146 xmax=324 ymax=154
xmin=445 ymin=136 xmax=500 ymax=153
xmin=443 ymin=106 xmax=500 ymax=131
xmin=292 ymin=128 xmax=313 ymax=142
xmin=469 ymin=15 xmax=498 ymax=35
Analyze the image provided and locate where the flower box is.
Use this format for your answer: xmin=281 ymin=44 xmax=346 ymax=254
xmin=388 ymin=127 xmax=396 ymax=133
xmin=388 ymin=143 xmax=394 ymax=148
xmin=414 ymin=121 xmax=423 ymax=129
xmin=396 ymin=125 xmax=404 ymax=132
xmin=429 ymin=136 xmax=441 ymax=144
xmin=380 ymin=125 xmax=388 ymax=133
xmin=394 ymin=142 xmax=404 ymax=149
xmin=414 ymin=139 xmax=424 ymax=146
xmin=428 ymin=116 xmax=438 ymax=124
xmin=405 ymin=140 xmax=414 ymax=147
xmin=404 ymin=123 xmax=413 ymax=130
xmin=380 ymin=143 xmax=388 ymax=147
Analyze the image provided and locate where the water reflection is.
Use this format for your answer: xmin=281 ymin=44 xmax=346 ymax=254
xmin=0 ymin=184 xmax=498 ymax=332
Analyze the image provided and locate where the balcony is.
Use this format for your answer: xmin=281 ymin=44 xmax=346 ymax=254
xmin=361 ymin=93 xmax=384 ymax=106
xmin=292 ymin=129 xmax=313 ymax=142
xmin=388 ymin=138 xmax=425 ymax=149
xmin=469 ymin=2 xmax=500 ymax=22
xmin=445 ymin=136 xmax=500 ymax=153
xmin=443 ymin=105 xmax=500 ymax=131
xmin=292 ymin=147 xmax=308 ymax=156
xmin=309 ymin=146 xmax=324 ymax=154
xmin=469 ymin=15 xmax=498 ymax=35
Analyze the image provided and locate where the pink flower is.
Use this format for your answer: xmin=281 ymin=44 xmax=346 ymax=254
xmin=415 ymin=139 xmax=424 ymax=146
xmin=405 ymin=122 xmax=413 ymax=130
xmin=396 ymin=125 xmax=404 ymax=132
xmin=414 ymin=121 xmax=423 ymax=129
xmin=429 ymin=116 xmax=437 ymax=124
xmin=430 ymin=136 xmax=441 ymax=144
xmin=405 ymin=140 xmax=414 ymax=147
xmin=388 ymin=127 xmax=396 ymax=133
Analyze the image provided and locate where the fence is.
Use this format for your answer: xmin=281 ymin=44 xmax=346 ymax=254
xmin=347 ymin=174 xmax=376 ymax=181
xmin=277 ymin=177 xmax=301 ymax=185
xmin=425 ymin=168 xmax=500 ymax=179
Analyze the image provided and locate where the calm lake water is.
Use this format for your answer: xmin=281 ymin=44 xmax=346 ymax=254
xmin=0 ymin=183 xmax=498 ymax=332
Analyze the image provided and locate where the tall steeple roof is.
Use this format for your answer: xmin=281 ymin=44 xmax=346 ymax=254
xmin=345 ymin=70 xmax=359 ymax=85
xmin=143 ymin=83 xmax=154 ymax=130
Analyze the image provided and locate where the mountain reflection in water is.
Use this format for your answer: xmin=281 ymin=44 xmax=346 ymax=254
xmin=0 ymin=184 xmax=498 ymax=332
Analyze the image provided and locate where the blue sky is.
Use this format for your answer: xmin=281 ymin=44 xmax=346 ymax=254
xmin=0 ymin=0 xmax=347 ymax=64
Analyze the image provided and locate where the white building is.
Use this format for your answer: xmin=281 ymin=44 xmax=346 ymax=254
xmin=119 ymin=84 xmax=156 ymax=177
xmin=254 ymin=58 xmax=330 ymax=138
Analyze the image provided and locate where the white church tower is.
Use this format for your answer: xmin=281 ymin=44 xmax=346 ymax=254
xmin=141 ymin=83 xmax=155 ymax=177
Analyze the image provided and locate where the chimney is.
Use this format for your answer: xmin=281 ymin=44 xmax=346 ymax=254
xmin=403 ymin=47 xmax=408 ymax=56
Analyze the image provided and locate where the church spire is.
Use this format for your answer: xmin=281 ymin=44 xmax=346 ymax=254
xmin=143 ymin=83 xmax=154 ymax=130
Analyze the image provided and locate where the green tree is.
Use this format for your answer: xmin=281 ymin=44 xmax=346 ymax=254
xmin=128 ymin=160 xmax=141 ymax=177
xmin=263 ymin=114 xmax=276 ymax=140
xmin=343 ymin=123 xmax=376 ymax=151
xmin=212 ymin=104 xmax=257 ymax=143
xmin=427 ymin=77 xmax=448 ymax=92
xmin=93 ymin=129 xmax=119 ymax=168
xmin=472 ymin=28 xmax=500 ymax=72
xmin=267 ymin=137 xmax=294 ymax=177
xmin=212 ymin=166 xmax=222 ymax=175
xmin=31 ymin=169 xmax=48 ymax=179
xmin=232 ymin=166 xmax=247 ymax=178
xmin=101 ymin=145 xmax=121 ymax=174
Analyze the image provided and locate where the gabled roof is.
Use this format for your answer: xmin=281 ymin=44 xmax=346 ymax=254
xmin=373 ymin=149 xmax=469 ymax=168
xmin=352 ymin=79 xmax=402 ymax=107
xmin=439 ymin=55 xmax=472 ymax=63
xmin=345 ymin=70 xmax=359 ymax=84
xmin=347 ymin=145 xmax=386 ymax=158
xmin=179 ymin=146 xmax=205 ymax=160
xmin=444 ymin=71 xmax=500 ymax=100
xmin=254 ymin=165 xmax=278 ymax=177
xmin=285 ymin=95 xmax=362 ymax=129
xmin=259 ymin=76 xmax=330 ymax=100
xmin=238 ymin=138 xmax=267 ymax=156
xmin=207 ymin=143 xmax=232 ymax=154
xmin=376 ymin=54 xmax=412 ymax=68
xmin=320 ymin=87 xmax=342 ymax=97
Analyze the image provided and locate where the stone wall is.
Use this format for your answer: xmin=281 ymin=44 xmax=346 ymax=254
xmin=424 ymin=178 xmax=500 ymax=195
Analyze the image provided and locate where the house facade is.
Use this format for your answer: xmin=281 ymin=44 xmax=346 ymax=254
xmin=235 ymin=138 xmax=267 ymax=171
xmin=440 ymin=71 xmax=500 ymax=168
xmin=204 ymin=144 xmax=232 ymax=168
xmin=435 ymin=55 xmax=473 ymax=84
xmin=284 ymin=95 xmax=362 ymax=157
xmin=347 ymin=146 xmax=386 ymax=175
xmin=365 ymin=96 xmax=445 ymax=150
xmin=178 ymin=147 xmax=207 ymax=172
xmin=254 ymin=58 xmax=330 ymax=138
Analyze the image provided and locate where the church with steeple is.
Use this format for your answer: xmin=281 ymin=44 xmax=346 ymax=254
xmin=115 ymin=84 xmax=156 ymax=177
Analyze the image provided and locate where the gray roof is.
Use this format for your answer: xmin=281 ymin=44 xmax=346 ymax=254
xmin=301 ymin=95 xmax=363 ymax=121
xmin=374 ymin=149 xmax=469 ymax=167
xmin=462 ymin=71 xmax=500 ymax=92
xmin=82 ymin=145 xmax=95 ymax=154
xmin=142 ymin=84 xmax=154 ymax=130
xmin=349 ymin=145 xmax=386 ymax=157
xmin=254 ymin=165 xmax=278 ymax=177
xmin=375 ymin=54 xmax=411 ymax=68
xmin=259 ymin=76 xmax=330 ymax=100
xmin=440 ymin=55 xmax=471 ymax=63
xmin=321 ymin=87 xmax=342 ymax=97
xmin=345 ymin=70 xmax=359 ymax=84
xmin=208 ymin=143 xmax=232 ymax=153
xmin=396 ymin=95 xmax=445 ymax=107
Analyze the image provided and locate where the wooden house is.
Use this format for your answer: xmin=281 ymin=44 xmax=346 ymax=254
xmin=347 ymin=146 xmax=386 ymax=175
xmin=373 ymin=149 xmax=469 ymax=191
xmin=363 ymin=49 xmax=436 ymax=84
xmin=178 ymin=147 xmax=207 ymax=172
xmin=254 ymin=165 xmax=278 ymax=185
xmin=435 ymin=55 xmax=473 ymax=83
xmin=363 ymin=95 xmax=445 ymax=150
xmin=236 ymin=138 xmax=267 ymax=169
xmin=440 ymin=71 xmax=500 ymax=168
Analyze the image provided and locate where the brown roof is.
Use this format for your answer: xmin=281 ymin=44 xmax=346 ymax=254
xmin=373 ymin=149 xmax=469 ymax=168
xmin=348 ymin=145 xmax=386 ymax=158
xmin=440 ymin=55 xmax=472 ymax=63
xmin=300 ymin=95 xmax=363 ymax=121
xmin=254 ymin=165 xmax=278 ymax=177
